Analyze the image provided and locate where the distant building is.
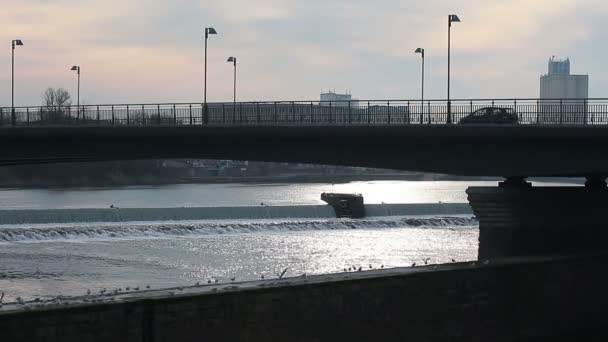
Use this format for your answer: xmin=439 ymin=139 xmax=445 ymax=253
xmin=320 ymin=91 xmax=356 ymax=107
xmin=540 ymin=57 xmax=588 ymax=124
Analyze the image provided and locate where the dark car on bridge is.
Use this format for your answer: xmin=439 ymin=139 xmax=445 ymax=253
xmin=459 ymin=107 xmax=518 ymax=124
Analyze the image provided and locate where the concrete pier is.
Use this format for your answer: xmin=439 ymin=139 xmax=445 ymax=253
xmin=1 ymin=254 xmax=607 ymax=341
xmin=467 ymin=180 xmax=608 ymax=260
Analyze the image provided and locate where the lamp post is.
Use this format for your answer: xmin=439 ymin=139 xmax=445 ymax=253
xmin=227 ymin=57 xmax=237 ymax=107
xmin=71 ymin=65 xmax=80 ymax=121
xmin=415 ymin=48 xmax=425 ymax=124
xmin=11 ymin=39 xmax=24 ymax=126
xmin=204 ymin=27 xmax=218 ymax=124
xmin=447 ymin=14 xmax=460 ymax=124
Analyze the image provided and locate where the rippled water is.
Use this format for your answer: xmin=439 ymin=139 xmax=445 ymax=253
xmin=0 ymin=219 xmax=478 ymax=301
xmin=0 ymin=180 xmax=571 ymax=302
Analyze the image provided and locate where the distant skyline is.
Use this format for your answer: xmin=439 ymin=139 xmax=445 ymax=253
xmin=1 ymin=0 xmax=607 ymax=106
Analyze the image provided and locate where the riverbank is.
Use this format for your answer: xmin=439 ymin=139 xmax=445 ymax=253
xmin=2 ymin=253 xmax=605 ymax=341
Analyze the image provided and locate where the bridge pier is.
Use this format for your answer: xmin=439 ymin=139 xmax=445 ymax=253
xmin=467 ymin=177 xmax=608 ymax=260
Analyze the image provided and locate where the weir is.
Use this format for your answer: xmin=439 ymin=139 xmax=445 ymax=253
xmin=467 ymin=177 xmax=608 ymax=260
xmin=0 ymin=203 xmax=473 ymax=225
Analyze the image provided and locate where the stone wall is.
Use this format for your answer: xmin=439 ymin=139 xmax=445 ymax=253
xmin=2 ymin=254 xmax=607 ymax=341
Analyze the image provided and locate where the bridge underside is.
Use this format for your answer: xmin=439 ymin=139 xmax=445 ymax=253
xmin=1 ymin=125 xmax=608 ymax=177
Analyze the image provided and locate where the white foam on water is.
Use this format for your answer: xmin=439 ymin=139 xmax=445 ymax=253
xmin=0 ymin=216 xmax=478 ymax=243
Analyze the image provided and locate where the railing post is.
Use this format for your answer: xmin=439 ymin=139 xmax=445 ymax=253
xmin=469 ymin=100 xmax=473 ymax=123
xmin=257 ymin=102 xmax=261 ymax=124
xmin=126 ymin=105 xmax=130 ymax=125
xmin=291 ymin=101 xmax=295 ymax=124
xmin=367 ymin=101 xmax=371 ymax=124
xmin=222 ymin=103 xmax=226 ymax=124
xmin=157 ymin=104 xmax=161 ymax=125
xmin=173 ymin=104 xmax=177 ymax=125
xmin=348 ymin=101 xmax=352 ymax=124
xmin=111 ymin=105 xmax=115 ymax=125
xmin=274 ymin=102 xmax=278 ymax=124
xmin=96 ymin=105 xmax=100 ymax=124
xmin=560 ymin=99 xmax=563 ymax=125
xmin=387 ymin=101 xmax=391 ymax=125
xmin=11 ymin=107 xmax=16 ymax=126
xmin=329 ymin=102 xmax=333 ymax=124
xmin=189 ymin=104 xmax=193 ymax=125
xmin=142 ymin=105 xmax=146 ymax=125
xmin=514 ymin=99 xmax=517 ymax=122
xmin=536 ymin=99 xmax=540 ymax=124
xmin=26 ymin=107 xmax=29 ymax=125
xmin=239 ymin=102 xmax=243 ymax=123
xmin=310 ymin=102 xmax=314 ymax=124
xmin=584 ymin=99 xmax=588 ymax=125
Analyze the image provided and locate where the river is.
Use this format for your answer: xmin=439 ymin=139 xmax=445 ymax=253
xmin=0 ymin=180 xmax=571 ymax=302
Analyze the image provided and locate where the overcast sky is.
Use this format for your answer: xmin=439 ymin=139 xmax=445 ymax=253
xmin=1 ymin=0 xmax=606 ymax=106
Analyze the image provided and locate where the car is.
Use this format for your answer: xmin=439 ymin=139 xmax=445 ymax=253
xmin=459 ymin=107 xmax=518 ymax=124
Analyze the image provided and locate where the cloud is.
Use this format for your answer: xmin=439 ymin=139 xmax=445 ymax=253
xmin=1 ymin=0 xmax=607 ymax=106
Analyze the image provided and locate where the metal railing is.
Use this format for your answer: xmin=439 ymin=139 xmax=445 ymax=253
xmin=1 ymin=98 xmax=606 ymax=127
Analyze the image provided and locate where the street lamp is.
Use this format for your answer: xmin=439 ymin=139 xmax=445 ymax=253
xmin=447 ymin=14 xmax=460 ymax=124
xmin=71 ymin=65 xmax=80 ymax=120
xmin=203 ymin=27 xmax=218 ymax=124
xmin=415 ymin=48 xmax=425 ymax=124
xmin=11 ymin=39 xmax=24 ymax=126
xmin=227 ymin=57 xmax=237 ymax=106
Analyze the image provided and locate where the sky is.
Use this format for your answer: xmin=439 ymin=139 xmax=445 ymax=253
xmin=1 ymin=0 xmax=607 ymax=106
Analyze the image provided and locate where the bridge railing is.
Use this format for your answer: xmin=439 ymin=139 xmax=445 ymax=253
xmin=1 ymin=99 xmax=607 ymax=127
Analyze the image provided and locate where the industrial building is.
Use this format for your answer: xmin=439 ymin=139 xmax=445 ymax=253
xmin=539 ymin=57 xmax=588 ymax=124
xmin=320 ymin=91 xmax=355 ymax=107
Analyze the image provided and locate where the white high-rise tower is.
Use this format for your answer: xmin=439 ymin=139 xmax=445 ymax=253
xmin=540 ymin=57 xmax=588 ymax=124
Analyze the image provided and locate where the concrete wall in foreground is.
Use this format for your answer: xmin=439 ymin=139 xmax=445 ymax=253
xmin=1 ymin=254 xmax=607 ymax=341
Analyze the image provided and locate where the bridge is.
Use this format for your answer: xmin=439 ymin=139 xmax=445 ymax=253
xmin=1 ymin=97 xmax=608 ymax=259
xmin=1 ymin=98 xmax=608 ymax=177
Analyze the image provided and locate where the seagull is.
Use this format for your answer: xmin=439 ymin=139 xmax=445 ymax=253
xmin=86 ymin=289 xmax=91 ymax=295
xmin=357 ymin=267 xmax=362 ymax=272
xmin=134 ymin=286 xmax=140 ymax=291
xmin=381 ymin=265 xmax=384 ymax=269
xmin=261 ymin=275 xmax=265 ymax=280
xmin=451 ymin=259 xmax=456 ymax=263
xmin=207 ymin=280 xmax=212 ymax=284
xmin=230 ymin=277 xmax=236 ymax=282
xmin=369 ymin=264 xmax=372 ymax=269
xmin=126 ymin=286 xmax=130 ymax=291
xmin=109 ymin=204 xmax=119 ymax=209
xmin=146 ymin=285 xmax=150 ymax=289
xmin=423 ymin=258 xmax=431 ymax=265
xmin=343 ymin=268 xmax=347 ymax=272
xmin=412 ymin=263 xmax=417 ymax=267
